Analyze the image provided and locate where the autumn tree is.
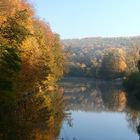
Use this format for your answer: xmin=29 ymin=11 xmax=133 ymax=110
xmin=0 ymin=6 xmax=32 ymax=92
xmin=99 ymin=48 xmax=127 ymax=79
xmin=125 ymin=43 xmax=140 ymax=73
xmin=0 ymin=0 xmax=65 ymax=94
xmin=32 ymin=20 xmax=65 ymax=91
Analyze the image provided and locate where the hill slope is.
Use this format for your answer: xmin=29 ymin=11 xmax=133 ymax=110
xmin=62 ymin=36 xmax=140 ymax=78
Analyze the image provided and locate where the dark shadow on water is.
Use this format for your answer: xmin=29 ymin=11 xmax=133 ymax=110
xmin=125 ymin=92 xmax=140 ymax=139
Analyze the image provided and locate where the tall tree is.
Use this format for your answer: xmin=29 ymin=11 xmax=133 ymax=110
xmin=99 ymin=48 xmax=126 ymax=79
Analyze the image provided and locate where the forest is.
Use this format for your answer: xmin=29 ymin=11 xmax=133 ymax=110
xmin=63 ymin=37 xmax=140 ymax=79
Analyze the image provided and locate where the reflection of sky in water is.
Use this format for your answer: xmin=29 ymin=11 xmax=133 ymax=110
xmin=60 ymin=112 xmax=138 ymax=140
xmin=59 ymin=79 xmax=140 ymax=140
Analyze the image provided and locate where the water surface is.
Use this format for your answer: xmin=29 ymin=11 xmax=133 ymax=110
xmin=58 ymin=78 xmax=140 ymax=140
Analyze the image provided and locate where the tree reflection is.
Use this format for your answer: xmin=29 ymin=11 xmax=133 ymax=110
xmin=62 ymin=80 xmax=126 ymax=112
xmin=0 ymin=91 xmax=64 ymax=140
xmin=125 ymin=93 xmax=140 ymax=138
xmin=60 ymin=79 xmax=140 ymax=140
xmin=99 ymin=83 xmax=126 ymax=112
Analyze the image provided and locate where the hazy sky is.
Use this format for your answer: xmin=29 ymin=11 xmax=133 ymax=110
xmin=33 ymin=0 xmax=140 ymax=39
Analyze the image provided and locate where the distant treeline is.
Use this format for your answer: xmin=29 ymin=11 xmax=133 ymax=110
xmin=62 ymin=37 xmax=140 ymax=79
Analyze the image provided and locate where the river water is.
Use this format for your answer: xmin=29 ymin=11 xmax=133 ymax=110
xmin=58 ymin=78 xmax=140 ymax=140
xmin=0 ymin=78 xmax=140 ymax=140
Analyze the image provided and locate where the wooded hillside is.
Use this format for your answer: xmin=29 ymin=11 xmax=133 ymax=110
xmin=62 ymin=37 xmax=140 ymax=79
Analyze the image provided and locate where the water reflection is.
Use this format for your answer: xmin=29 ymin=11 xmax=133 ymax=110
xmin=125 ymin=93 xmax=140 ymax=138
xmin=1 ymin=78 xmax=140 ymax=140
xmin=0 ymin=92 xmax=64 ymax=140
xmin=59 ymin=78 xmax=140 ymax=140
xmin=61 ymin=80 xmax=126 ymax=112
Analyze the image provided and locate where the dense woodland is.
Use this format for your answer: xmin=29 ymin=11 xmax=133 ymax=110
xmin=62 ymin=37 xmax=140 ymax=79
xmin=0 ymin=0 xmax=65 ymax=94
xmin=0 ymin=1 xmax=65 ymax=139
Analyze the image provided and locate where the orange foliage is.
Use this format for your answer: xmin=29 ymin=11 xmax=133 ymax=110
xmin=117 ymin=91 xmax=126 ymax=112
xmin=107 ymin=47 xmax=127 ymax=72
xmin=119 ymin=61 xmax=127 ymax=72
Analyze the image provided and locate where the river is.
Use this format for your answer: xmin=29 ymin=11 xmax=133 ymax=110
xmin=0 ymin=78 xmax=140 ymax=140
xmin=58 ymin=78 xmax=140 ymax=140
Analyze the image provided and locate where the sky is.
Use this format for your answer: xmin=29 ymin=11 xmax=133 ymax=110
xmin=32 ymin=0 xmax=140 ymax=39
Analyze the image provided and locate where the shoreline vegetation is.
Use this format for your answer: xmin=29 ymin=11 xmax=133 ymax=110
xmin=0 ymin=1 xmax=65 ymax=139
xmin=0 ymin=0 xmax=65 ymax=94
